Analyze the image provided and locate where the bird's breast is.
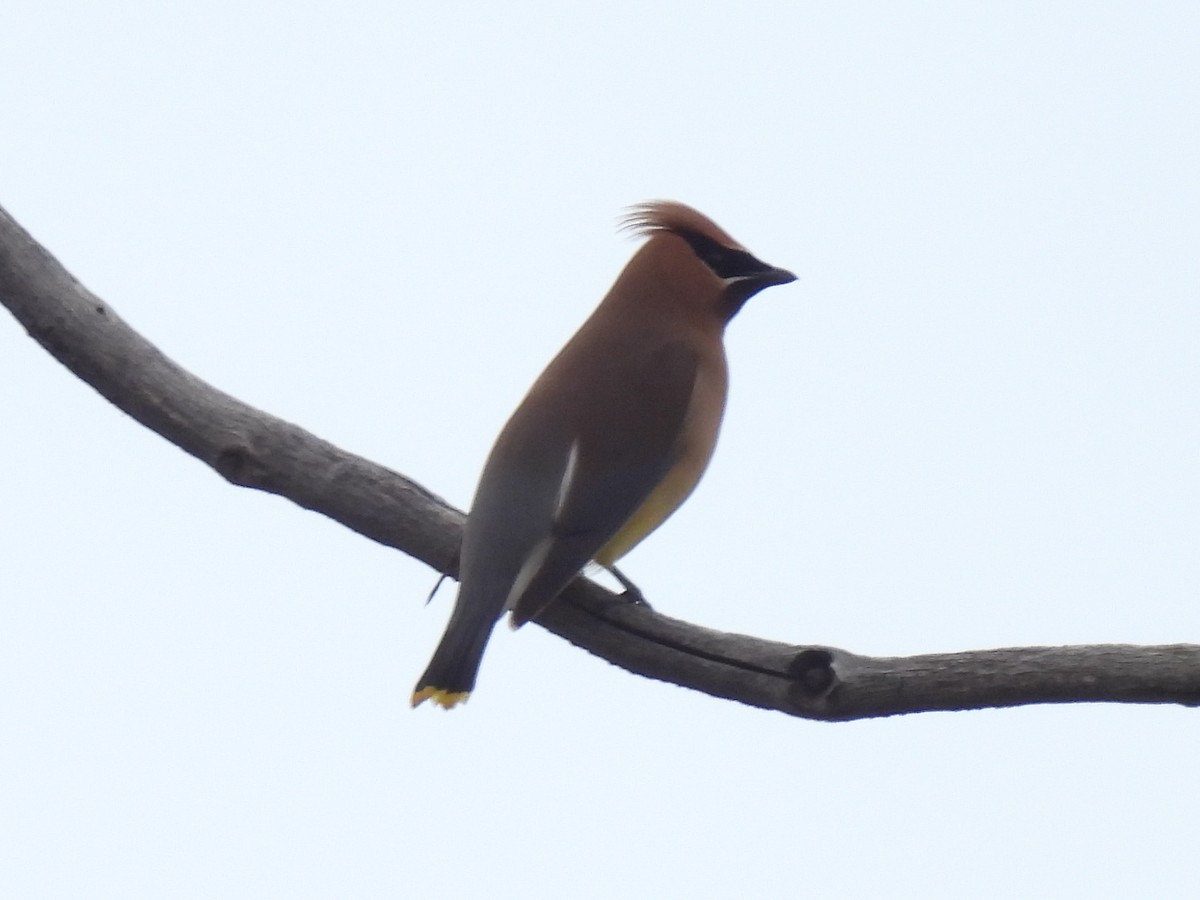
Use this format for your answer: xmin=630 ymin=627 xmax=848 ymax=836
xmin=593 ymin=350 xmax=727 ymax=565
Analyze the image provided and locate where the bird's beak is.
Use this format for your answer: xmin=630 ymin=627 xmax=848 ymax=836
xmin=735 ymin=264 xmax=797 ymax=289
xmin=759 ymin=265 xmax=797 ymax=287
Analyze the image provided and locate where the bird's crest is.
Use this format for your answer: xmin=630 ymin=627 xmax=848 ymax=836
xmin=619 ymin=200 xmax=745 ymax=251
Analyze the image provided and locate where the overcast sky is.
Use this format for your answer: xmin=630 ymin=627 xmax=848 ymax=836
xmin=3 ymin=3 xmax=1199 ymax=897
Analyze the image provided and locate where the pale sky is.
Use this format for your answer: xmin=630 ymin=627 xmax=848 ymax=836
xmin=3 ymin=3 xmax=1199 ymax=897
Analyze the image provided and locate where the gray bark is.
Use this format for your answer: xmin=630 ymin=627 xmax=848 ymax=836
xmin=3 ymin=203 xmax=1197 ymax=720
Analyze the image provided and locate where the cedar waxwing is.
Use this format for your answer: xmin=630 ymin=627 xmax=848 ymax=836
xmin=412 ymin=201 xmax=795 ymax=708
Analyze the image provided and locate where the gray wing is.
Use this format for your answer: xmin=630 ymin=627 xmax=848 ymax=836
xmin=461 ymin=338 xmax=700 ymax=628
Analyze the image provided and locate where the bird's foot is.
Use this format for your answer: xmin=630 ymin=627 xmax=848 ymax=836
xmin=607 ymin=565 xmax=653 ymax=610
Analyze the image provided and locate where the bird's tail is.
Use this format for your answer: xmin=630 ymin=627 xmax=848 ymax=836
xmin=411 ymin=615 xmax=493 ymax=709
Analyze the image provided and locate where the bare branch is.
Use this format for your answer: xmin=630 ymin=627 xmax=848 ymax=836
xmin=3 ymin=202 xmax=1197 ymax=720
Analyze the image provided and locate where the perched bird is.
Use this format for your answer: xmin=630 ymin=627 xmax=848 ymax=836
xmin=412 ymin=201 xmax=795 ymax=708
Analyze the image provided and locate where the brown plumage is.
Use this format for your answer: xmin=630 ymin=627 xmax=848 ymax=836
xmin=620 ymin=200 xmax=742 ymax=246
xmin=412 ymin=201 xmax=795 ymax=709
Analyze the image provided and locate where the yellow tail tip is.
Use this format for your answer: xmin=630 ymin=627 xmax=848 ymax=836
xmin=411 ymin=687 xmax=471 ymax=710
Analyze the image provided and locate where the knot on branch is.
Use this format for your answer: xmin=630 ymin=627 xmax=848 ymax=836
xmin=788 ymin=647 xmax=837 ymax=702
xmin=214 ymin=442 xmax=267 ymax=486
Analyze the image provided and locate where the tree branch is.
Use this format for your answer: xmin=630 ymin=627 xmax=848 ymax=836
xmin=3 ymin=202 xmax=1198 ymax=720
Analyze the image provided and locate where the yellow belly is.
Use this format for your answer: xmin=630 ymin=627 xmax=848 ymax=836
xmin=594 ymin=358 xmax=725 ymax=566
xmin=593 ymin=449 xmax=711 ymax=565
